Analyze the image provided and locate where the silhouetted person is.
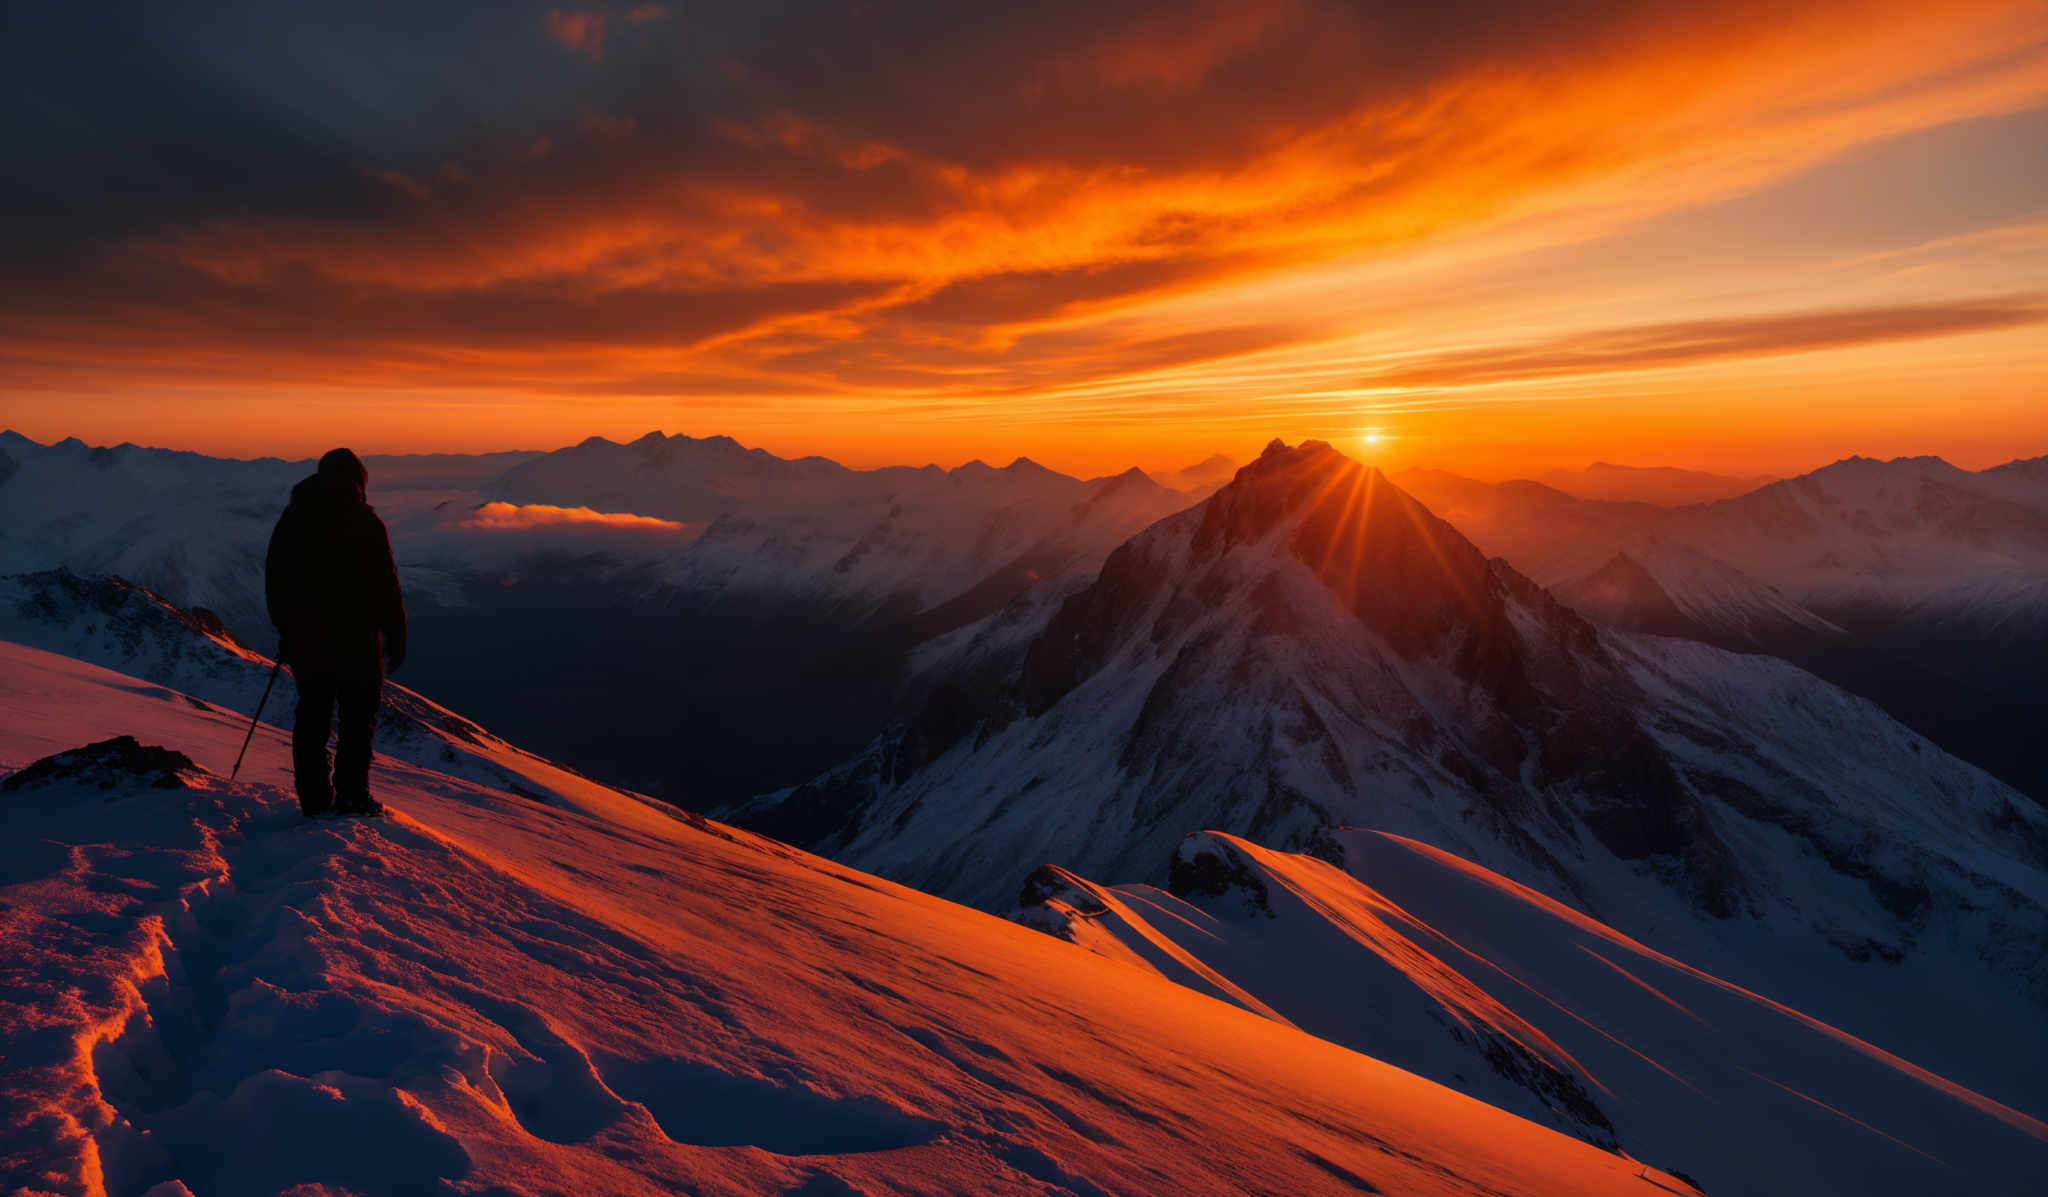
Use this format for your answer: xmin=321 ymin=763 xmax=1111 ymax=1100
xmin=266 ymin=448 xmax=406 ymax=817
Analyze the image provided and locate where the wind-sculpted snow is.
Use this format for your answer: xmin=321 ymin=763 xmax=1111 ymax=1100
xmin=1018 ymin=830 xmax=2048 ymax=1196
xmin=0 ymin=639 xmax=1672 ymax=1197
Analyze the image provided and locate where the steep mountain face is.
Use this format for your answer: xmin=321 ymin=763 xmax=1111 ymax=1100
xmin=1398 ymin=454 xmax=2048 ymax=797
xmin=0 ymin=639 xmax=1681 ymax=1197
xmin=1015 ymin=830 xmax=2048 ymax=1197
xmin=733 ymin=442 xmax=2048 ymax=1014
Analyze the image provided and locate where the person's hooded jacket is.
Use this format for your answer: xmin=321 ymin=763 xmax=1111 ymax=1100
xmin=265 ymin=451 xmax=406 ymax=678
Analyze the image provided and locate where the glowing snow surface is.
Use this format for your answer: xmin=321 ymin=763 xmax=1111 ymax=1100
xmin=1028 ymin=831 xmax=2048 ymax=1195
xmin=0 ymin=642 xmax=1673 ymax=1197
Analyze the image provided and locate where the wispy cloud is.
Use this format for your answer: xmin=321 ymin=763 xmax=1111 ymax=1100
xmin=1356 ymin=296 xmax=2048 ymax=390
xmin=545 ymin=9 xmax=607 ymax=62
xmin=0 ymin=0 xmax=2043 ymax=467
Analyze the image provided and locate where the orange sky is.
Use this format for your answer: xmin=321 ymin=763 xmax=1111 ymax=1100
xmin=1 ymin=0 xmax=2044 ymax=478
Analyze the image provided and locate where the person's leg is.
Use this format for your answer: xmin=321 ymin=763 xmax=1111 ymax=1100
xmin=291 ymin=672 xmax=337 ymax=815
xmin=333 ymin=675 xmax=383 ymax=814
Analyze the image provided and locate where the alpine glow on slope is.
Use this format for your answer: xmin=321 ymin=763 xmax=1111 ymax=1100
xmin=0 ymin=640 xmax=1690 ymax=1197
xmin=1020 ymin=831 xmax=2048 ymax=1194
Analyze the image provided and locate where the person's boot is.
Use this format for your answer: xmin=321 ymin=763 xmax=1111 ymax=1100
xmin=298 ymin=781 xmax=334 ymax=818
xmin=333 ymin=789 xmax=384 ymax=817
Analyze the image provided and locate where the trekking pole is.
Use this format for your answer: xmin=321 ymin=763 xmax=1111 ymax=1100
xmin=231 ymin=656 xmax=284 ymax=782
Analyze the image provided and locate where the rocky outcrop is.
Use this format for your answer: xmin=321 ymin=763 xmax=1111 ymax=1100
xmin=3 ymin=736 xmax=201 ymax=794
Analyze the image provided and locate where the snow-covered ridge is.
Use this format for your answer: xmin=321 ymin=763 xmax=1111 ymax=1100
xmin=1016 ymin=829 xmax=2048 ymax=1196
xmin=0 ymin=569 xmax=637 ymax=820
xmin=0 ymin=637 xmax=1676 ymax=1197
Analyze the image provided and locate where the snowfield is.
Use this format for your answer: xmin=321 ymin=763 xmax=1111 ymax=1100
xmin=0 ymin=641 xmax=1680 ymax=1197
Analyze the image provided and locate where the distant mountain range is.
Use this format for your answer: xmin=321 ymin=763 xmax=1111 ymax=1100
xmin=5 ymin=428 xmax=2044 ymax=801
xmin=1531 ymin=461 xmax=1778 ymax=505
xmin=0 ymin=430 xmax=1223 ymax=802
xmin=1396 ymin=454 xmax=2048 ymax=797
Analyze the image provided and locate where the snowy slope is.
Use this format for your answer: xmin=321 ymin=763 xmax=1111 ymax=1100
xmin=0 ymin=569 xmax=652 ymax=823
xmin=1554 ymin=543 xmax=1844 ymax=650
xmin=0 ymin=640 xmax=1681 ymax=1197
xmin=1016 ymin=830 xmax=2048 ymax=1196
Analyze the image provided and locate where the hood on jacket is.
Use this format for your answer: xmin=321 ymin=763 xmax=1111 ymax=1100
xmin=291 ymin=448 xmax=372 ymax=510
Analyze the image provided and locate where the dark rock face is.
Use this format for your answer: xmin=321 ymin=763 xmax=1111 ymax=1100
xmin=1015 ymin=864 xmax=1107 ymax=916
xmin=1167 ymin=839 xmax=1275 ymax=919
xmin=2 ymin=736 xmax=200 ymax=794
xmin=11 ymin=569 xmax=247 ymax=652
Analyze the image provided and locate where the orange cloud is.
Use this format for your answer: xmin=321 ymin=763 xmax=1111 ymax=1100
xmin=545 ymin=9 xmax=606 ymax=62
xmin=454 ymin=501 xmax=694 ymax=534
xmin=1357 ymin=296 xmax=2048 ymax=390
xmin=2 ymin=0 xmax=2044 ymax=473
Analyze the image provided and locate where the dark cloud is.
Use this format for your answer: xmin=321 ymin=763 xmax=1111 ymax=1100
xmin=0 ymin=253 xmax=887 ymax=358
xmin=882 ymin=253 xmax=1271 ymax=329
xmin=0 ymin=0 xmax=2032 ymax=403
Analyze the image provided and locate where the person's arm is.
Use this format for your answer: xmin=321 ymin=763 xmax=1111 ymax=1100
xmin=374 ymin=518 xmax=407 ymax=673
xmin=264 ymin=512 xmax=296 ymax=658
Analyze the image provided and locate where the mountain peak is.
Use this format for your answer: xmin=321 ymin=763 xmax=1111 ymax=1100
xmin=1025 ymin=440 xmax=1570 ymax=716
